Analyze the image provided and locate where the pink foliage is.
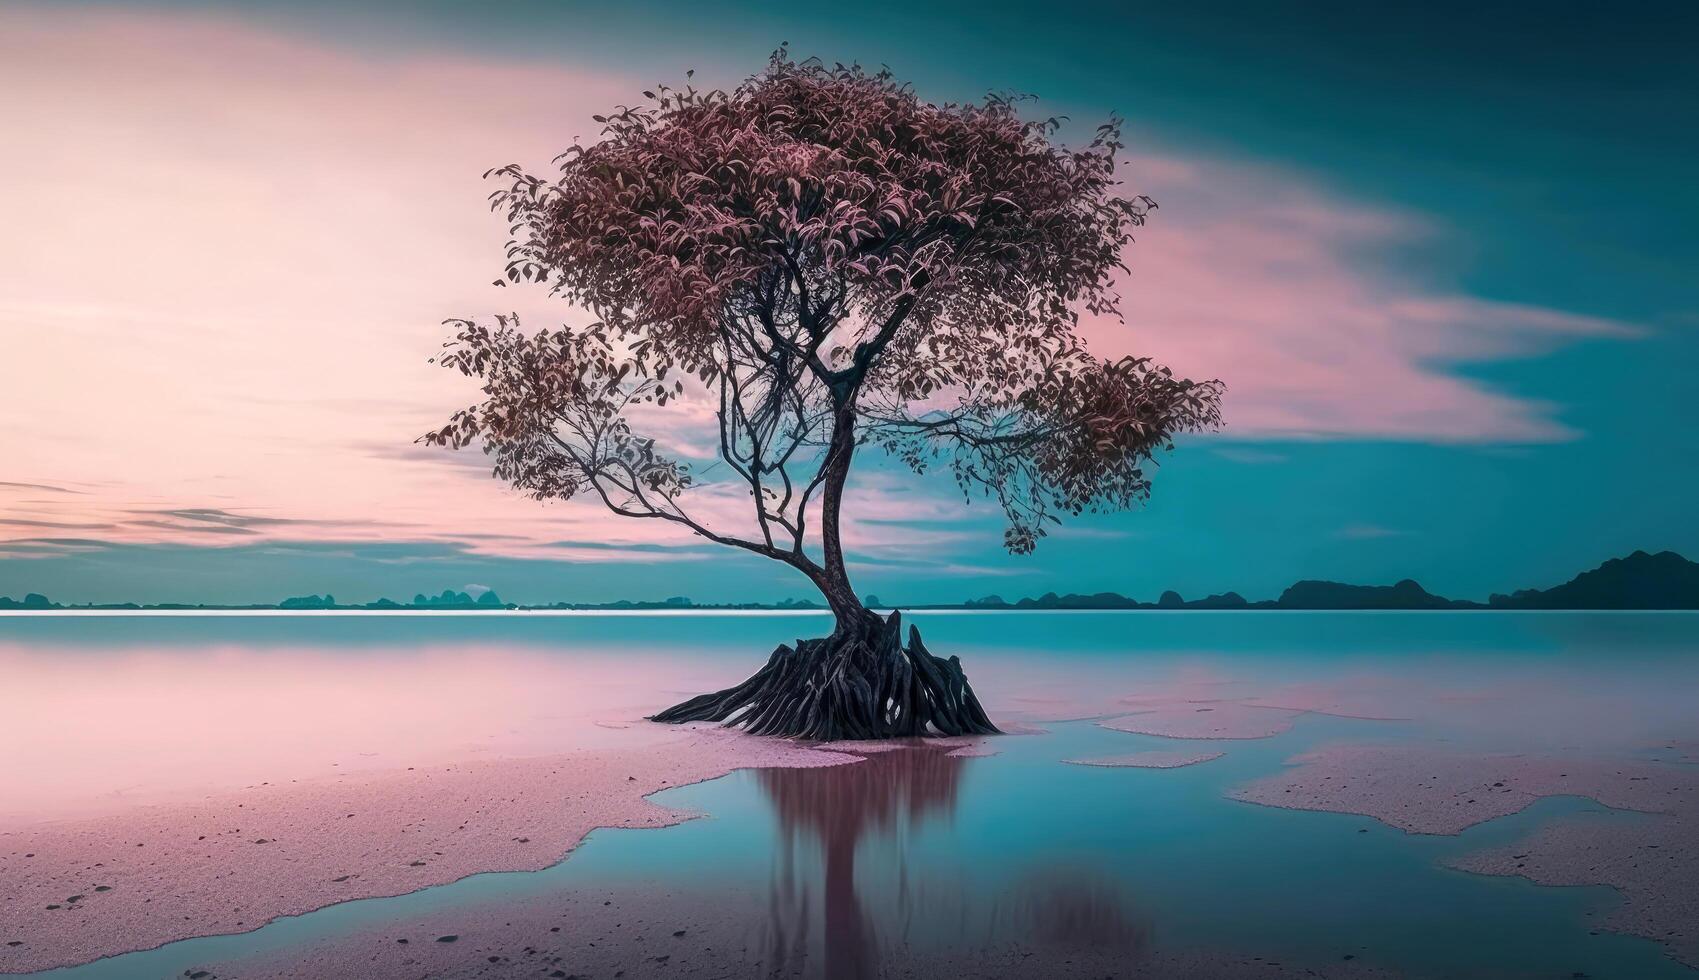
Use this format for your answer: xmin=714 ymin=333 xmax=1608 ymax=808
xmin=424 ymin=51 xmax=1221 ymax=604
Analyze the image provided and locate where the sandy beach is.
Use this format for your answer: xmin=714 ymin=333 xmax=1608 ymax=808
xmin=0 ymin=729 xmax=851 ymax=974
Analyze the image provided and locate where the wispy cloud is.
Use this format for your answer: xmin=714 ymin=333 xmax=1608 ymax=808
xmin=0 ymin=518 xmax=118 ymax=531
xmin=125 ymin=520 xmax=261 ymax=537
xmin=1334 ymin=524 xmax=1411 ymax=540
xmin=0 ymin=481 xmax=87 ymax=495
xmin=0 ymin=4 xmax=637 ymax=559
xmin=143 ymin=508 xmax=308 ymax=528
xmin=0 ymin=538 xmax=114 ymax=559
xmin=536 ymin=541 xmax=719 ymax=563
xmin=1089 ymin=152 xmax=1639 ymax=444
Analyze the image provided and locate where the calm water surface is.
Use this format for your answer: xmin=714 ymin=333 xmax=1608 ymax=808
xmin=3 ymin=612 xmax=1697 ymax=977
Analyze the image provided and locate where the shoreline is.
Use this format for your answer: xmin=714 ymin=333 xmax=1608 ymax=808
xmin=5 ymin=722 xmax=1695 ymax=975
xmin=0 ymin=727 xmax=864 ymax=975
xmin=7 ymin=608 xmax=1699 ymax=617
xmin=1228 ymin=743 xmax=1699 ymax=967
xmin=4 ymin=663 xmax=1697 ymax=975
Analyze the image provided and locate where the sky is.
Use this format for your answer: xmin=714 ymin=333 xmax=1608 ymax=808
xmin=2 ymin=0 xmax=1696 ymax=606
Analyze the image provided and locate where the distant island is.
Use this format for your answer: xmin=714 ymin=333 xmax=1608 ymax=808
xmin=4 ymin=550 xmax=1698 ymax=612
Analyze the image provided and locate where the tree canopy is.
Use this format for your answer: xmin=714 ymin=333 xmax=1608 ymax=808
xmin=425 ymin=51 xmax=1222 ymax=612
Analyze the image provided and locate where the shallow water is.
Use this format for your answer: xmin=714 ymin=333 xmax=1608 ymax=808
xmin=4 ymin=612 xmax=1698 ymax=977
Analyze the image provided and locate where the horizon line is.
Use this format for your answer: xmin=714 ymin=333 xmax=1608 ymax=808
xmin=4 ymin=609 xmax=1696 ymax=618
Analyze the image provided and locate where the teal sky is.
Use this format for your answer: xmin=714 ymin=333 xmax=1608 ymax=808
xmin=2 ymin=0 xmax=1696 ymax=605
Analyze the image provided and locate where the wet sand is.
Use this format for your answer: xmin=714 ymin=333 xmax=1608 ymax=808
xmin=1230 ymin=744 xmax=1699 ymax=834
xmin=1448 ymin=811 xmax=1699 ymax=968
xmin=1101 ymin=702 xmax=1301 ymax=740
xmin=6 ymin=640 xmax=1699 ymax=977
xmin=1230 ymin=743 xmax=1699 ymax=967
xmin=1065 ymin=750 xmax=1226 ymax=769
xmin=199 ymin=881 xmax=1397 ymax=980
xmin=0 ymin=728 xmax=851 ymax=974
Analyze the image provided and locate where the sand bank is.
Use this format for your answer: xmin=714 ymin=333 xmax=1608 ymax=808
xmin=1229 ymin=744 xmax=1698 ymax=834
xmin=0 ymin=728 xmax=852 ymax=974
xmin=1449 ymin=810 xmax=1699 ymax=967
xmin=1230 ymin=742 xmax=1699 ymax=967
xmin=1065 ymin=750 xmax=1225 ymax=769
xmin=1102 ymin=702 xmax=1301 ymax=740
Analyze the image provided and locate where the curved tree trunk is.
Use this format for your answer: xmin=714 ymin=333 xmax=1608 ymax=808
xmin=652 ymin=400 xmax=998 ymax=738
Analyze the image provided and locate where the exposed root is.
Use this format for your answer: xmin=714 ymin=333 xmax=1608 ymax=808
xmin=650 ymin=611 xmax=1000 ymax=739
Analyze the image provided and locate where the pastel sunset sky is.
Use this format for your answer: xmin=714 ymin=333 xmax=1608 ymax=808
xmin=3 ymin=0 xmax=1696 ymax=604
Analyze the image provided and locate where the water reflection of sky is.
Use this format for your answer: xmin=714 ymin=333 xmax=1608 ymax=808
xmin=6 ymin=613 xmax=1699 ymax=978
xmin=5 ymin=612 xmax=1698 ymax=824
xmin=24 ymin=720 xmax=1695 ymax=980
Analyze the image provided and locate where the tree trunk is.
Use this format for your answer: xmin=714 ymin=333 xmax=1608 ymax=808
xmin=650 ymin=390 xmax=999 ymax=739
xmin=816 ymin=399 xmax=863 ymax=632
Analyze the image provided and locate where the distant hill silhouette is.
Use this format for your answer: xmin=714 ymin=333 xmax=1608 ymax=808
xmin=0 ymin=592 xmax=53 ymax=610
xmin=1273 ymin=578 xmax=1473 ymax=610
xmin=411 ymin=589 xmax=508 ymax=609
xmin=987 ymin=590 xmax=1252 ymax=610
xmin=978 ymin=553 xmax=1696 ymax=611
xmin=279 ymin=593 xmax=338 ymax=610
xmin=1016 ymin=591 xmax=1142 ymax=610
xmin=3 ymin=551 xmax=1696 ymax=611
xmin=1188 ymin=591 xmax=1250 ymax=609
xmin=1488 ymin=550 xmax=1699 ymax=609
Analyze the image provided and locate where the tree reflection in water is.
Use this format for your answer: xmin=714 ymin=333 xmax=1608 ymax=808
xmin=755 ymin=743 xmax=1147 ymax=978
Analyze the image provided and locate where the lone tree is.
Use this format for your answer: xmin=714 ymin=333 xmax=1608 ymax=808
xmin=424 ymin=53 xmax=1222 ymax=739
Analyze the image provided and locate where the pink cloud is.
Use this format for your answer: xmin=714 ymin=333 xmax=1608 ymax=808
xmin=0 ymin=7 xmax=1641 ymax=564
xmin=0 ymin=6 xmax=639 ymax=556
xmin=1093 ymin=152 xmax=1639 ymax=443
